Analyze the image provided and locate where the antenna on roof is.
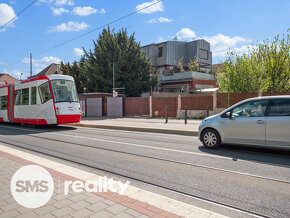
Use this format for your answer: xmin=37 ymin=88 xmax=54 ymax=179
xmin=30 ymin=53 xmax=32 ymax=77
xmin=173 ymin=36 xmax=178 ymax=41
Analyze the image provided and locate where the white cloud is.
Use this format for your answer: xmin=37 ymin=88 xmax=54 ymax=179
xmin=99 ymin=8 xmax=106 ymax=14
xmin=22 ymin=56 xmax=62 ymax=73
xmin=3 ymin=69 xmax=25 ymax=80
xmin=51 ymin=7 xmax=69 ymax=16
xmin=74 ymin=48 xmax=84 ymax=56
xmin=204 ymin=33 xmax=251 ymax=52
xmin=147 ymin=17 xmax=172 ymax=24
xmin=0 ymin=3 xmax=17 ymax=31
xmin=176 ymin=28 xmax=196 ymax=40
xmin=136 ymin=0 xmax=164 ymax=14
xmin=55 ymin=0 xmax=74 ymax=6
xmin=213 ymin=45 xmax=255 ymax=57
xmin=158 ymin=36 xmax=165 ymax=43
xmin=71 ymin=6 xmax=97 ymax=16
xmin=48 ymin=21 xmax=90 ymax=32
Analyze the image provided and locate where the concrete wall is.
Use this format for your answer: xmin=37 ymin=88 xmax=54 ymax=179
xmin=107 ymin=97 xmax=123 ymax=117
xmin=87 ymin=98 xmax=102 ymax=117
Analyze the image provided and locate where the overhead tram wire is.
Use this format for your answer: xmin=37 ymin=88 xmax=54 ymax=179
xmin=0 ymin=0 xmax=39 ymax=31
xmin=3 ymin=0 xmax=163 ymax=69
xmin=35 ymin=0 xmax=164 ymax=56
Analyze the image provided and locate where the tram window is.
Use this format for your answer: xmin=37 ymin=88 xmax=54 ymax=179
xmin=31 ymin=87 xmax=37 ymax=105
xmin=0 ymin=96 xmax=8 ymax=110
xmin=22 ymin=88 xmax=29 ymax=105
xmin=38 ymin=82 xmax=52 ymax=104
xmin=15 ymin=90 xmax=22 ymax=105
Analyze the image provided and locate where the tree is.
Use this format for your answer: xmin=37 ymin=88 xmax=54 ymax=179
xmin=174 ymin=57 xmax=184 ymax=73
xmin=188 ymin=57 xmax=200 ymax=72
xmin=62 ymin=27 xmax=156 ymax=97
xmin=217 ymin=31 xmax=290 ymax=92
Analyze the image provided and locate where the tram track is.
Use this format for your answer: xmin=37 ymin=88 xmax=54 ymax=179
xmin=0 ymin=124 xmax=289 ymax=217
xmin=0 ymin=138 xmax=269 ymax=218
xmin=0 ymin=125 xmax=290 ymax=184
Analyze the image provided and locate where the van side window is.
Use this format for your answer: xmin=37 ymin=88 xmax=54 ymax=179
xmin=31 ymin=87 xmax=37 ymax=105
xmin=268 ymin=99 xmax=290 ymax=116
xmin=15 ymin=90 xmax=22 ymax=105
xmin=38 ymin=82 xmax=52 ymax=104
xmin=0 ymin=96 xmax=8 ymax=110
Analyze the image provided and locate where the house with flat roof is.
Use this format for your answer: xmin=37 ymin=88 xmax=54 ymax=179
xmin=142 ymin=39 xmax=215 ymax=93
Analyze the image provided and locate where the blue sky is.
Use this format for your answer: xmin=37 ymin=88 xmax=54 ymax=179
xmin=0 ymin=0 xmax=289 ymax=80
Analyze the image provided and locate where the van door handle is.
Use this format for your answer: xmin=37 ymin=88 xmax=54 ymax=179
xmin=256 ymin=120 xmax=264 ymax=124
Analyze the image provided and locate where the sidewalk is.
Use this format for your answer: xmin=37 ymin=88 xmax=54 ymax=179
xmin=71 ymin=117 xmax=202 ymax=136
xmin=0 ymin=144 xmax=225 ymax=218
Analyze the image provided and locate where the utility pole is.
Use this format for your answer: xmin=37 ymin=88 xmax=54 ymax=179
xmin=30 ymin=53 xmax=32 ymax=77
xmin=113 ymin=62 xmax=115 ymax=97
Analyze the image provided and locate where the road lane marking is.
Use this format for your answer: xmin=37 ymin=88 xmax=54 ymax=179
xmin=0 ymin=125 xmax=229 ymax=160
xmin=1 ymin=124 xmax=290 ymax=185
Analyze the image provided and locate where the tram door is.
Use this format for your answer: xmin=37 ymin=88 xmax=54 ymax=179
xmin=8 ymin=85 xmax=14 ymax=122
xmin=29 ymin=86 xmax=37 ymax=120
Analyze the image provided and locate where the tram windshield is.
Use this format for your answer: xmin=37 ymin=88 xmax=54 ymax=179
xmin=51 ymin=80 xmax=79 ymax=103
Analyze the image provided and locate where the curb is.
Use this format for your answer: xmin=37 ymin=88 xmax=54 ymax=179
xmin=69 ymin=123 xmax=199 ymax=136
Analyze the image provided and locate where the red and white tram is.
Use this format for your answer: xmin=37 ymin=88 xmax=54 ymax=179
xmin=0 ymin=74 xmax=81 ymax=125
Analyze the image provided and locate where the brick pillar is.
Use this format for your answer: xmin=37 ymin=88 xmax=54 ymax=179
xmin=149 ymin=96 xmax=152 ymax=118
xmin=177 ymin=95 xmax=181 ymax=119
xmin=213 ymin=91 xmax=217 ymax=114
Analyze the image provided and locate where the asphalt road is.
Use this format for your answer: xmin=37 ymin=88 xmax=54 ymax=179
xmin=0 ymin=123 xmax=289 ymax=217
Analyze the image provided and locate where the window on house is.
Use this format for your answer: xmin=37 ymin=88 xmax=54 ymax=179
xmin=158 ymin=47 xmax=163 ymax=57
xmin=199 ymin=49 xmax=208 ymax=60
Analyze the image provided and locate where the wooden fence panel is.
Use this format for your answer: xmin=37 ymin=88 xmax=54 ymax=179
xmin=124 ymin=98 xmax=149 ymax=116
xmin=181 ymin=96 xmax=213 ymax=110
xmin=152 ymin=97 xmax=177 ymax=117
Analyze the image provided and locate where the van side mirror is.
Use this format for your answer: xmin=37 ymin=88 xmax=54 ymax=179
xmin=226 ymin=111 xmax=232 ymax=118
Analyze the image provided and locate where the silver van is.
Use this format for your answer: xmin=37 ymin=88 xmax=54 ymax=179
xmin=199 ymin=96 xmax=290 ymax=149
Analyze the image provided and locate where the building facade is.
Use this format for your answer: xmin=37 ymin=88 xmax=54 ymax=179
xmin=142 ymin=39 xmax=215 ymax=93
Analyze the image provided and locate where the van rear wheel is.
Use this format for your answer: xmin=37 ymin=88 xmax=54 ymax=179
xmin=201 ymin=129 xmax=221 ymax=149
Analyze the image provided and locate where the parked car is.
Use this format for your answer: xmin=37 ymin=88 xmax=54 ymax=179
xmin=199 ymin=96 xmax=290 ymax=149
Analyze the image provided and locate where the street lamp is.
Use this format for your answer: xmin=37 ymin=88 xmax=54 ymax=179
xmin=83 ymin=87 xmax=86 ymax=93
xmin=19 ymin=73 xmax=23 ymax=81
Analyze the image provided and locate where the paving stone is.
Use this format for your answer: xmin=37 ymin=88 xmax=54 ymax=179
xmin=52 ymin=206 xmax=75 ymax=217
xmin=106 ymin=204 xmax=127 ymax=215
xmin=69 ymin=193 xmax=89 ymax=203
xmin=89 ymin=210 xmax=114 ymax=218
xmin=70 ymin=200 xmax=90 ymax=210
xmin=15 ymin=211 xmax=38 ymax=218
xmin=34 ymin=205 xmax=57 ymax=216
xmin=0 ymin=209 xmax=20 ymax=218
xmin=85 ymin=196 xmax=104 ymax=204
xmin=112 ymin=212 xmax=134 ymax=218
xmin=125 ymin=209 xmax=141 ymax=217
xmin=39 ymin=213 xmax=56 ymax=218
xmin=53 ymin=199 xmax=74 ymax=209
xmin=87 ymin=202 xmax=108 ymax=212
xmin=136 ymin=215 xmax=150 ymax=218
xmin=70 ymin=208 xmax=95 ymax=218
xmin=102 ymin=199 xmax=116 ymax=206
xmin=1 ymin=202 xmax=21 ymax=212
